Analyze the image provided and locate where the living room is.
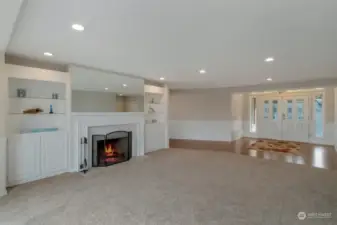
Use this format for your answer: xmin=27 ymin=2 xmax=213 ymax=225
xmin=1 ymin=1 xmax=337 ymax=224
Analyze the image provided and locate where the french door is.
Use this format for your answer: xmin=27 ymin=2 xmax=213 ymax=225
xmin=257 ymin=97 xmax=282 ymax=140
xmin=257 ymin=96 xmax=309 ymax=142
xmin=281 ymin=96 xmax=309 ymax=142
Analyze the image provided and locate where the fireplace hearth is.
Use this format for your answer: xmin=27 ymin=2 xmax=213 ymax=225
xmin=92 ymin=131 xmax=132 ymax=167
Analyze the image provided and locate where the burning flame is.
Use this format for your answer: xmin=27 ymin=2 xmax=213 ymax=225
xmin=105 ymin=144 xmax=116 ymax=157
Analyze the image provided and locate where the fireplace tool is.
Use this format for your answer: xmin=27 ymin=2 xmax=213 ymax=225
xmin=80 ymin=137 xmax=88 ymax=173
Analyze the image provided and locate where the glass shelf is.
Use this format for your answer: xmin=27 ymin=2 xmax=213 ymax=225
xmin=9 ymin=97 xmax=66 ymax=100
xmin=9 ymin=113 xmax=65 ymax=115
xmin=147 ymin=103 xmax=163 ymax=105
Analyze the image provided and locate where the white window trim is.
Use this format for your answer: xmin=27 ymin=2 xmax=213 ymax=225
xmin=249 ymin=96 xmax=257 ymax=133
xmin=311 ymin=91 xmax=325 ymax=139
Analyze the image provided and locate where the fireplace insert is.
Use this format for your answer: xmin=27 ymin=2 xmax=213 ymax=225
xmin=92 ymin=131 xmax=132 ymax=167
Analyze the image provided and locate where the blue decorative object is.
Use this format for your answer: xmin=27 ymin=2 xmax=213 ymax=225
xmin=20 ymin=128 xmax=59 ymax=134
xmin=49 ymin=104 xmax=53 ymax=114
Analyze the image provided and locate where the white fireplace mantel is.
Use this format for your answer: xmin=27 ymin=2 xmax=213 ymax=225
xmin=70 ymin=112 xmax=145 ymax=172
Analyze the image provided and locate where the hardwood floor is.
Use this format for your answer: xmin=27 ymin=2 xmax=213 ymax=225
xmin=170 ymin=138 xmax=337 ymax=170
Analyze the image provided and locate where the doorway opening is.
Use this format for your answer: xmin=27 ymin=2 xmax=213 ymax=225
xmin=248 ymin=88 xmax=325 ymax=144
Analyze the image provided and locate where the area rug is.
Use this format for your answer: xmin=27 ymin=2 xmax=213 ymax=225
xmin=249 ymin=139 xmax=301 ymax=155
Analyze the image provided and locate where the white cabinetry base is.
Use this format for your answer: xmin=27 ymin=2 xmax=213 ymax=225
xmin=7 ymin=131 xmax=68 ymax=187
xmin=145 ymin=123 xmax=166 ymax=153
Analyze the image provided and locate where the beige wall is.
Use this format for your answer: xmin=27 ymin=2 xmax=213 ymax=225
xmin=170 ymin=78 xmax=337 ymax=121
xmin=169 ymin=78 xmax=337 ymax=143
xmin=124 ymin=96 xmax=144 ymax=112
xmin=116 ymin=96 xmax=126 ymax=112
xmin=169 ymin=89 xmax=233 ymax=141
xmin=72 ymin=90 xmax=117 ymax=112
xmin=170 ymin=88 xmax=232 ymax=121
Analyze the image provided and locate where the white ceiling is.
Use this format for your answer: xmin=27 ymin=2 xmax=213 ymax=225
xmin=6 ymin=0 xmax=337 ymax=89
xmin=0 ymin=0 xmax=23 ymax=52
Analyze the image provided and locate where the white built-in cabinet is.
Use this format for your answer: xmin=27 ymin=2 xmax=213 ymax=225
xmin=7 ymin=131 xmax=67 ymax=186
xmin=7 ymin=133 xmax=41 ymax=186
xmin=5 ymin=65 xmax=70 ymax=187
xmin=144 ymin=85 xmax=168 ymax=153
xmin=41 ymin=131 xmax=67 ymax=177
xmin=145 ymin=123 xmax=166 ymax=152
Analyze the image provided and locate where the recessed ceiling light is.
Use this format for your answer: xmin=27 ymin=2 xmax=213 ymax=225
xmin=122 ymin=84 xmax=127 ymax=87
xmin=72 ymin=24 xmax=84 ymax=31
xmin=119 ymin=94 xmax=123 ymax=96
xmin=44 ymin=52 xmax=53 ymax=57
xmin=266 ymin=77 xmax=272 ymax=81
xmin=264 ymin=57 xmax=274 ymax=62
xmin=160 ymin=77 xmax=165 ymax=80
xmin=105 ymin=88 xmax=108 ymax=90
xmin=199 ymin=69 xmax=206 ymax=74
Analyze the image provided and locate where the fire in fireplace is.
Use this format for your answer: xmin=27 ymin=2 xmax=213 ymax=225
xmin=92 ymin=131 xmax=132 ymax=167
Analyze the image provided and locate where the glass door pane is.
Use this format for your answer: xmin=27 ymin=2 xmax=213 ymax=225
xmin=272 ymin=100 xmax=278 ymax=120
xmin=286 ymin=100 xmax=293 ymax=119
xmin=314 ymin=95 xmax=323 ymax=137
xmin=264 ymin=100 xmax=269 ymax=118
xmin=296 ymin=99 xmax=304 ymax=120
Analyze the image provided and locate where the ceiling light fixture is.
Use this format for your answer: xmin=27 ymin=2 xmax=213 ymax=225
xmin=266 ymin=77 xmax=272 ymax=81
xmin=264 ymin=57 xmax=274 ymax=62
xmin=123 ymin=84 xmax=127 ymax=87
xmin=44 ymin=52 xmax=53 ymax=57
xmin=72 ymin=24 xmax=84 ymax=31
xmin=160 ymin=77 xmax=165 ymax=80
xmin=105 ymin=88 xmax=108 ymax=90
xmin=119 ymin=94 xmax=123 ymax=96
xmin=199 ymin=69 xmax=206 ymax=74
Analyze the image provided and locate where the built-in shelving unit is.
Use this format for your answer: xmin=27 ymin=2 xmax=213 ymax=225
xmin=5 ymin=65 xmax=70 ymax=187
xmin=144 ymin=85 xmax=168 ymax=153
xmin=7 ymin=77 xmax=66 ymax=134
xmin=144 ymin=86 xmax=166 ymax=124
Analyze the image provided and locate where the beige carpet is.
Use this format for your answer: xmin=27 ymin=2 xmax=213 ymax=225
xmin=0 ymin=148 xmax=336 ymax=225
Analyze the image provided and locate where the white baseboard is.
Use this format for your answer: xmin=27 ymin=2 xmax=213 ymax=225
xmin=0 ymin=137 xmax=7 ymax=197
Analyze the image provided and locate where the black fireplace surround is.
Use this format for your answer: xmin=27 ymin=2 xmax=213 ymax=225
xmin=92 ymin=131 xmax=132 ymax=167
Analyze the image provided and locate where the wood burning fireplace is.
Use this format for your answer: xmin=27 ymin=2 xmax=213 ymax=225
xmin=92 ymin=131 xmax=132 ymax=167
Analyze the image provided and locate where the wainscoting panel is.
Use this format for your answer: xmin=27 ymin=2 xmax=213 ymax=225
xmin=169 ymin=120 xmax=232 ymax=141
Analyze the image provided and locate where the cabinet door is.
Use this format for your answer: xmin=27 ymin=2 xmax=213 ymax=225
xmin=41 ymin=131 xmax=67 ymax=178
xmin=7 ymin=133 xmax=41 ymax=186
xmin=145 ymin=124 xmax=166 ymax=153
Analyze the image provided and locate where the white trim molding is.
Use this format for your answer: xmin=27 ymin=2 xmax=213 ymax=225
xmin=0 ymin=137 xmax=7 ymax=197
xmin=169 ymin=120 xmax=232 ymax=142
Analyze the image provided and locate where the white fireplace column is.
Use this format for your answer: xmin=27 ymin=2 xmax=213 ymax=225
xmin=0 ymin=53 xmax=8 ymax=197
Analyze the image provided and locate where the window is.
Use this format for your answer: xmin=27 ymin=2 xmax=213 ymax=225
xmin=296 ymin=99 xmax=304 ymax=120
xmin=250 ymin=97 xmax=257 ymax=132
xmin=287 ymin=100 xmax=293 ymax=119
xmin=272 ymin=100 xmax=278 ymax=120
xmin=264 ymin=100 xmax=269 ymax=119
xmin=315 ymin=95 xmax=323 ymax=137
